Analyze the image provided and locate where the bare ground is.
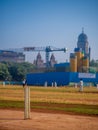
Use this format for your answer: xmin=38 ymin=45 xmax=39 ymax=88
xmin=0 ymin=109 xmax=98 ymax=130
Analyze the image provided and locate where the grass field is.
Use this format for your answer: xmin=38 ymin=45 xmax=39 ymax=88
xmin=0 ymin=85 xmax=98 ymax=116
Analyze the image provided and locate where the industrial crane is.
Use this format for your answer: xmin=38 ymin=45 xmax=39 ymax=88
xmin=3 ymin=46 xmax=67 ymax=67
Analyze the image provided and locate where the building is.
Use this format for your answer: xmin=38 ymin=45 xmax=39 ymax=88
xmin=77 ymin=29 xmax=91 ymax=61
xmin=33 ymin=52 xmax=57 ymax=68
xmin=54 ymin=62 xmax=70 ymax=72
xmin=33 ymin=52 xmax=45 ymax=68
xmin=70 ymin=30 xmax=90 ymax=72
xmin=50 ymin=53 xmax=57 ymax=67
xmin=27 ymin=30 xmax=98 ymax=86
xmin=0 ymin=50 xmax=25 ymax=63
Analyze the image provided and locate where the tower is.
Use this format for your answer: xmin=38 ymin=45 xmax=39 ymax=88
xmin=33 ymin=52 xmax=45 ymax=68
xmin=77 ymin=28 xmax=91 ymax=60
xmin=50 ymin=53 xmax=57 ymax=67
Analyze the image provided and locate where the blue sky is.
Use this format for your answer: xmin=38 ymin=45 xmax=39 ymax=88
xmin=0 ymin=0 xmax=98 ymax=63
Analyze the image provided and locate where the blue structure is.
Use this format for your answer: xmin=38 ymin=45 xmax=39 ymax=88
xmin=26 ymin=72 xmax=98 ymax=86
xmin=27 ymin=72 xmax=69 ymax=86
xmin=54 ymin=62 xmax=70 ymax=68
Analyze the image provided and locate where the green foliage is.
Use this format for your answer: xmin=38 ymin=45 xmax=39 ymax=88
xmin=0 ymin=63 xmax=11 ymax=80
xmin=90 ymin=59 xmax=98 ymax=67
xmin=90 ymin=59 xmax=98 ymax=72
xmin=0 ymin=62 xmax=34 ymax=81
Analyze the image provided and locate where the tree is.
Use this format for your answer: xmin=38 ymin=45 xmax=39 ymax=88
xmin=90 ymin=59 xmax=98 ymax=67
xmin=90 ymin=59 xmax=98 ymax=72
xmin=1 ymin=61 xmax=35 ymax=81
xmin=0 ymin=63 xmax=11 ymax=81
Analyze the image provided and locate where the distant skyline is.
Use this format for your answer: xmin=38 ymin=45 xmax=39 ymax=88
xmin=0 ymin=0 xmax=98 ymax=63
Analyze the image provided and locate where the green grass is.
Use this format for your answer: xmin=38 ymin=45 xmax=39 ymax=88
xmin=0 ymin=100 xmax=98 ymax=116
xmin=0 ymin=85 xmax=98 ymax=116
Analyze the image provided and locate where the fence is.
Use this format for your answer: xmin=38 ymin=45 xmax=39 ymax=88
xmin=27 ymin=72 xmax=98 ymax=86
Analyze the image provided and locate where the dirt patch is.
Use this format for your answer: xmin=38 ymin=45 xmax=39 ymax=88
xmin=0 ymin=109 xmax=98 ymax=130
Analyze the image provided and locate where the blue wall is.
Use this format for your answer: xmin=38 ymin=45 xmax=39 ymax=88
xmin=27 ymin=72 xmax=98 ymax=86
xmin=69 ymin=72 xmax=98 ymax=83
xmin=27 ymin=72 xmax=70 ymax=86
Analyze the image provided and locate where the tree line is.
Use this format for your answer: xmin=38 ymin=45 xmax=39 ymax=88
xmin=0 ymin=62 xmax=35 ymax=81
xmin=0 ymin=59 xmax=98 ymax=81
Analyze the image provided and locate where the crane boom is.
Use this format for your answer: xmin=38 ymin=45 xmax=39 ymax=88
xmin=23 ymin=46 xmax=67 ymax=67
xmin=2 ymin=46 xmax=67 ymax=67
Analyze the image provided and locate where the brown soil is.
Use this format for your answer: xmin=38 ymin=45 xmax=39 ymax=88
xmin=0 ymin=109 xmax=98 ymax=130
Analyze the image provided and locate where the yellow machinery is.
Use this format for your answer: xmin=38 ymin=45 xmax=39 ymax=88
xmin=70 ymin=53 xmax=77 ymax=72
xmin=82 ymin=56 xmax=89 ymax=72
xmin=70 ymin=48 xmax=89 ymax=72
